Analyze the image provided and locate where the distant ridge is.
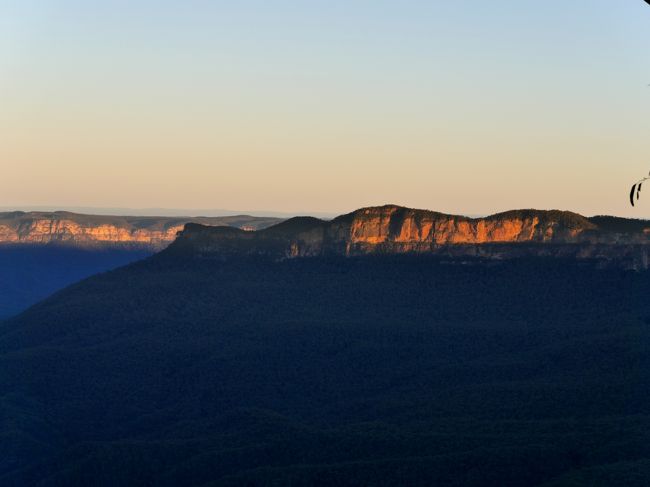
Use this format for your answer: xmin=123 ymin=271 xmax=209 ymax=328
xmin=0 ymin=211 xmax=283 ymax=249
xmin=167 ymin=205 xmax=650 ymax=268
xmin=0 ymin=206 xmax=337 ymax=218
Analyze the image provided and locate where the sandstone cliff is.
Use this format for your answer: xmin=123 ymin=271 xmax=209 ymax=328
xmin=0 ymin=211 xmax=282 ymax=249
xmin=168 ymin=205 xmax=650 ymax=269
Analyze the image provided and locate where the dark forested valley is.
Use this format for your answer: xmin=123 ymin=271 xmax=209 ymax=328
xmin=1 ymin=251 xmax=650 ymax=486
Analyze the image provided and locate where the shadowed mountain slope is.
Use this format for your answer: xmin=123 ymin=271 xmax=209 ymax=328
xmin=1 ymin=240 xmax=650 ymax=485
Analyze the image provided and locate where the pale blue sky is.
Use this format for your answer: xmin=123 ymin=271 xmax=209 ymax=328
xmin=1 ymin=1 xmax=650 ymax=216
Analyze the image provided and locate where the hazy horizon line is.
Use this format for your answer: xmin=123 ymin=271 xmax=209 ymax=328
xmin=0 ymin=205 xmax=338 ymax=219
xmin=2 ymin=204 xmax=649 ymax=221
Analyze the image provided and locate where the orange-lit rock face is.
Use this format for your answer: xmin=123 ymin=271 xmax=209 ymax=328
xmin=327 ymin=206 xmax=596 ymax=252
xmin=169 ymin=205 xmax=650 ymax=269
xmin=0 ymin=225 xmax=19 ymax=242
xmin=0 ymin=212 xmax=282 ymax=248
xmin=2 ymin=219 xmax=184 ymax=245
xmin=12 ymin=206 xmax=650 ymax=267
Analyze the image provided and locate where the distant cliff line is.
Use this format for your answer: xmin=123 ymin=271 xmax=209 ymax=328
xmin=4 ymin=206 xmax=650 ymax=262
xmin=167 ymin=205 xmax=650 ymax=269
xmin=0 ymin=211 xmax=282 ymax=249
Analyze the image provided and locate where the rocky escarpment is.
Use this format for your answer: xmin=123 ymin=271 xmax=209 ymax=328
xmin=168 ymin=205 xmax=650 ymax=268
xmin=0 ymin=211 xmax=282 ymax=249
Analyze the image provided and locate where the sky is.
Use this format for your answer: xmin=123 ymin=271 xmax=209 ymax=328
xmin=1 ymin=1 xmax=650 ymax=217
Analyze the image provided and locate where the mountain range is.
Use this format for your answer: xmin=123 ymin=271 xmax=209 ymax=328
xmin=1 ymin=205 xmax=649 ymax=485
xmin=170 ymin=205 xmax=650 ymax=269
xmin=3 ymin=206 xmax=650 ymax=258
xmin=0 ymin=212 xmax=282 ymax=319
xmin=0 ymin=211 xmax=282 ymax=249
xmin=2 ymin=205 xmax=649 ymax=320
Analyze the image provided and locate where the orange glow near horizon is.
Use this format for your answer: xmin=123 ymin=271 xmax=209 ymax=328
xmin=2 ymin=2 xmax=650 ymax=218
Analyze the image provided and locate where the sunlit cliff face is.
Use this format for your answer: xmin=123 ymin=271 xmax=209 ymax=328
xmin=0 ymin=212 xmax=281 ymax=249
xmin=167 ymin=205 xmax=650 ymax=269
xmin=7 ymin=205 xmax=650 ymax=268
xmin=329 ymin=206 xmax=597 ymax=248
xmin=0 ymin=220 xmax=183 ymax=245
